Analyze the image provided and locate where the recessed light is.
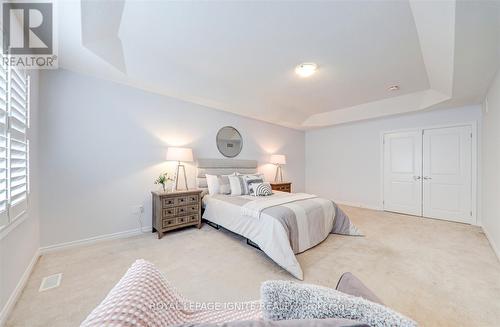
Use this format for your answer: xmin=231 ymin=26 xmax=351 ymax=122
xmin=388 ymin=85 xmax=400 ymax=91
xmin=295 ymin=63 xmax=318 ymax=78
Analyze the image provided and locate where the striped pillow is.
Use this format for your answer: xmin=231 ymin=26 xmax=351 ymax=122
xmin=241 ymin=174 xmax=264 ymax=194
xmin=228 ymin=175 xmax=247 ymax=196
xmin=249 ymin=182 xmax=273 ymax=196
xmin=218 ymin=174 xmax=232 ymax=194
xmin=245 ymin=178 xmax=263 ymax=194
xmin=205 ymin=173 xmax=235 ymax=195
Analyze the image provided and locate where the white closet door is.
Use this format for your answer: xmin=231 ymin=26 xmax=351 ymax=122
xmin=383 ymin=131 xmax=422 ymax=216
xmin=422 ymin=126 xmax=472 ymax=223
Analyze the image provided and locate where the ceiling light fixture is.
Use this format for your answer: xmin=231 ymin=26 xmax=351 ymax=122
xmin=388 ymin=85 xmax=400 ymax=91
xmin=295 ymin=63 xmax=318 ymax=78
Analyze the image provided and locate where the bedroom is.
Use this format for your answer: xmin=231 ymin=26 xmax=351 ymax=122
xmin=0 ymin=0 xmax=499 ymax=326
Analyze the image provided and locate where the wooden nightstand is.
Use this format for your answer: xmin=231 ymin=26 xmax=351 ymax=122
xmin=151 ymin=189 xmax=203 ymax=239
xmin=270 ymin=182 xmax=292 ymax=193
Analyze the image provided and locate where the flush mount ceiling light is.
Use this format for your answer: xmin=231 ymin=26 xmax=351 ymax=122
xmin=388 ymin=85 xmax=400 ymax=91
xmin=295 ymin=63 xmax=318 ymax=78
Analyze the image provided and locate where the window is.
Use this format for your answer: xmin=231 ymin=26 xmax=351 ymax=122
xmin=0 ymin=62 xmax=29 ymax=230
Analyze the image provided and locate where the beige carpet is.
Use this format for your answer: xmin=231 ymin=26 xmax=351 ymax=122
xmin=6 ymin=206 xmax=500 ymax=326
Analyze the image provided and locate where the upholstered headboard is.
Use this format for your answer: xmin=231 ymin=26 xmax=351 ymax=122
xmin=196 ymin=158 xmax=258 ymax=189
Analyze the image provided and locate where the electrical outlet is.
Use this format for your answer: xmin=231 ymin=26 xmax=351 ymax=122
xmin=132 ymin=205 xmax=144 ymax=215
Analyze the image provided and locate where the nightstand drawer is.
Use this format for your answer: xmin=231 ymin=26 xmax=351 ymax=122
xmin=162 ymin=208 xmax=176 ymax=218
xmin=162 ymin=218 xmax=176 ymax=228
xmin=187 ymin=194 xmax=199 ymax=203
xmin=176 ymin=216 xmax=189 ymax=225
xmin=162 ymin=198 xmax=176 ymax=208
xmin=270 ymin=182 xmax=292 ymax=193
xmin=187 ymin=214 xmax=199 ymax=223
xmin=175 ymin=196 xmax=188 ymax=206
xmin=176 ymin=206 xmax=189 ymax=216
xmin=186 ymin=204 xmax=198 ymax=213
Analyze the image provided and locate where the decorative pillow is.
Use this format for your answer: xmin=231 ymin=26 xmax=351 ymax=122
xmin=206 ymin=174 xmax=220 ymax=195
xmin=177 ymin=318 xmax=370 ymax=327
xmin=260 ymin=280 xmax=417 ymax=327
xmin=228 ymin=175 xmax=247 ymax=196
xmin=206 ymin=174 xmax=234 ymax=195
xmin=241 ymin=174 xmax=265 ymax=194
xmin=249 ymin=182 xmax=273 ymax=196
xmin=218 ymin=174 xmax=232 ymax=194
xmin=335 ymin=272 xmax=383 ymax=305
xmin=246 ymin=178 xmax=263 ymax=194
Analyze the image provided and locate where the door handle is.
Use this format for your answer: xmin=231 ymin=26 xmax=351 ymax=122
xmin=413 ymin=176 xmax=421 ymax=180
xmin=423 ymin=176 xmax=432 ymax=180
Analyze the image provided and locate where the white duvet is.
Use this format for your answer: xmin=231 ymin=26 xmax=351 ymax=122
xmin=202 ymin=192 xmax=339 ymax=280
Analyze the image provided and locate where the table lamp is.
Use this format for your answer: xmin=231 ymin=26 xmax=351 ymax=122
xmin=166 ymin=147 xmax=193 ymax=190
xmin=270 ymin=154 xmax=286 ymax=182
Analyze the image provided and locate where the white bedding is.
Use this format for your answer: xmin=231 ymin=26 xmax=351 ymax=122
xmin=203 ymin=193 xmax=305 ymax=279
xmin=202 ymin=192 xmax=343 ymax=280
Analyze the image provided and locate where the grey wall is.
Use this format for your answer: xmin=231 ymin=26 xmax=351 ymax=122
xmin=482 ymin=70 xmax=500 ymax=259
xmin=38 ymin=69 xmax=305 ymax=247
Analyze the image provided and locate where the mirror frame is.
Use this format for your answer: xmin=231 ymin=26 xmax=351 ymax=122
xmin=216 ymin=126 xmax=243 ymax=158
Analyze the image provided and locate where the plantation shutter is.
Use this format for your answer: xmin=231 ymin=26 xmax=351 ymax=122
xmin=8 ymin=67 xmax=28 ymax=221
xmin=0 ymin=61 xmax=7 ymax=227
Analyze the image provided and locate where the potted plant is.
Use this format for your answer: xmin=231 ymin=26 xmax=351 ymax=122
xmin=154 ymin=172 xmax=174 ymax=192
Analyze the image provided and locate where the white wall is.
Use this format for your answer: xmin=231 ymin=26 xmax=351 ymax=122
xmin=38 ymin=69 xmax=305 ymax=247
xmin=482 ymin=70 xmax=500 ymax=259
xmin=0 ymin=71 xmax=40 ymax=324
xmin=306 ymin=105 xmax=482 ymax=212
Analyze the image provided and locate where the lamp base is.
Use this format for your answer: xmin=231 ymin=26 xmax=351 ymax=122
xmin=175 ymin=163 xmax=189 ymax=190
xmin=274 ymin=165 xmax=284 ymax=183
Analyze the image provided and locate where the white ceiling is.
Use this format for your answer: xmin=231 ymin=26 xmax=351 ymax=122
xmin=58 ymin=0 xmax=500 ymax=130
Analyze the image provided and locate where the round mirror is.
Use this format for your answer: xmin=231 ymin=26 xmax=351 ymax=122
xmin=216 ymin=126 xmax=243 ymax=158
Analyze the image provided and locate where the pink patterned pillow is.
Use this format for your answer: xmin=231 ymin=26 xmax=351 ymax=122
xmin=81 ymin=260 xmax=261 ymax=327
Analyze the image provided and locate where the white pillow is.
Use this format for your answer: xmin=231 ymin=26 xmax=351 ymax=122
xmin=205 ymin=174 xmax=220 ymax=195
xmin=228 ymin=175 xmax=247 ymax=196
xmin=206 ymin=173 xmax=235 ymax=195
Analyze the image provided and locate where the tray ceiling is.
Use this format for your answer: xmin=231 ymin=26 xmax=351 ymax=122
xmin=58 ymin=0 xmax=500 ymax=129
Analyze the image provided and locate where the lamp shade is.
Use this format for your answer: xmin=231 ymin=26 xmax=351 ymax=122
xmin=166 ymin=147 xmax=193 ymax=162
xmin=270 ymin=154 xmax=286 ymax=165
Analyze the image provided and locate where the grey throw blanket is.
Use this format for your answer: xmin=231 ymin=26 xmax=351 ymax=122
xmin=261 ymin=280 xmax=417 ymax=327
xmin=261 ymin=199 xmax=362 ymax=254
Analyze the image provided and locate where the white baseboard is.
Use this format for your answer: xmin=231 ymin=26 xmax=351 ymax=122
xmin=39 ymin=226 xmax=152 ymax=255
xmin=483 ymin=226 xmax=500 ymax=262
xmin=0 ymin=249 xmax=40 ymax=327
xmin=335 ymin=201 xmax=382 ymax=211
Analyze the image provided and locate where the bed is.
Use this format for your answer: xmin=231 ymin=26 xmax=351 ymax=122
xmin=197 ymin=158 xmax=361 ymax=280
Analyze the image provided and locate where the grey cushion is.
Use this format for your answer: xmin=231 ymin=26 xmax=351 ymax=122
xmin=249 ymin=182 xmax=273 ymax=196
xmin=218 ymin=175 xmax=232 ymax=194
xmin=261 ymin=280 xmax=417 ymax=327
xmin=176 ymin=318 xmax=369 ymax=327
xmin=335 ymin=273 xmax=383 ymax=305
